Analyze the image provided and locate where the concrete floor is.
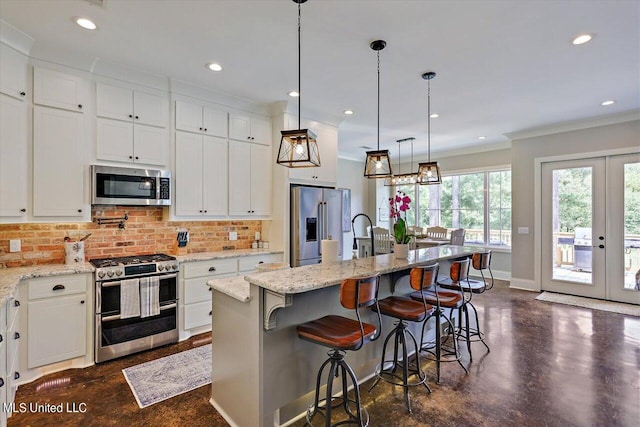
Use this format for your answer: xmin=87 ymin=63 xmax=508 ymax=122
xmin=9 ymin=283 xmax=640 ymax=426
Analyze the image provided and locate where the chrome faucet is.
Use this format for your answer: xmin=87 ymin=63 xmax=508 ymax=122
xmin=351 ymin=213 xmax=374 ymax=257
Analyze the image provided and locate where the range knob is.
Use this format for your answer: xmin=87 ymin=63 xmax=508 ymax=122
xmin=97 ymin=271 xmax=106 ymax=278
xmin=172 ymin=264 xmax=178 ymax=270
xmin=158 ymin=264 xmax=165 ymax=271
xmin=107 ymin=270 xmax=114 ymax=277
xmin=115 ymin=270 xmax=123 ymax=276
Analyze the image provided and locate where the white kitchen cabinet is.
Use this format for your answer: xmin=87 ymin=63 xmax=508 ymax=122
xmin=96 ymin=118 xmax=167 ymax=166
xmin=25 ymin=274 xmax=89 ymax=369
xmin=96 ymin=83 xmax=167 ymax=128
xmin=175 ymin=100 xmax=227 ymax=137
xmin=33 ymin=106 xmax=84 ymax=217
xmin=0 ymin=43 xmax=28 ymax=101
xmin=175 ymin=131 xmax=228 ymax=217
xmin=228 ymin=142 xmax=271 ymax=217
xmin=287 ymin=119 xmax=338 ymax=186
xmin=33 ymin=67 xmax=85 ymax=113
xmin=0 ymin=94 xmax=28 ymax=217
xmin=6 ymin=296 xmax=20 ymax=417
xmin=229 ymin=112 xmax=271 ymax=146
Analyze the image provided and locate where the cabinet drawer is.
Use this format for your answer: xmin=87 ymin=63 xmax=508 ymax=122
xmin=238 ymin=254 xmax=283 ymax=272
xmin=27 ymin=274 xmax=87 ymax=300
xmin=182 ymin=259 xmax=237 ymax=279
xmin=183 ymin=300 xmax=212 ymax=330
xmin=184 ymin=272 xmax=235 ymax=305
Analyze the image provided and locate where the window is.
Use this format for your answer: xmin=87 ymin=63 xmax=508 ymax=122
xmin=401 ymin=169 xmax=511 ymax=247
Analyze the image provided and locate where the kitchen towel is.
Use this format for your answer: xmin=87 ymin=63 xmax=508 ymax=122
xmin=140 ymin=276 xmax=160 ymax=318
xmin=120 ymin=278 xmax=141 ymax=319
xmin=321 ymin=239 xmax=340 ymax=263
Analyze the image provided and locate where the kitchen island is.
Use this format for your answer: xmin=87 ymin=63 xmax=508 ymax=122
xmin=208 ymin=245 xmax=480 ymax=427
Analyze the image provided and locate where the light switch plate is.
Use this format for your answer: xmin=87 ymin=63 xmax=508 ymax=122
xmin=517 ymin=227 xmax=530 ymax=235
xmin=229 ymin=231 xmax=238 ymax=241
xmin=9 ymin=239 xmax=21 ymax=252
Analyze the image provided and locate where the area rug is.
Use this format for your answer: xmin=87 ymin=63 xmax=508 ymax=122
xmin=123 ymin=345 xmax=212 ymax=408
xmin=535 ymin=292 xmax=640 ymax=316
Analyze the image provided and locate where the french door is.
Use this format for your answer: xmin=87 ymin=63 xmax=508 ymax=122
xmin=541 ymin=154 xmax=640 ymax=305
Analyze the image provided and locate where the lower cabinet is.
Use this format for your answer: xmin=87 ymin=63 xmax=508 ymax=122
xmin=1 ymin=296 xmax=21 ymax=424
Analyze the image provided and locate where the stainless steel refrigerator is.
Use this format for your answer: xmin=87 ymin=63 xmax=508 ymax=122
xmin=291 ymin=186 xmax=344 ymax=267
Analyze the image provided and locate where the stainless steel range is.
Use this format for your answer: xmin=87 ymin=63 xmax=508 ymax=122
xmin=91 ymin=253 xmax=179 ymax=363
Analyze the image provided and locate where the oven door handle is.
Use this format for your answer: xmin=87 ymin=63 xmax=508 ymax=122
xmin=100 ymin=273 xmax=178 ymax=287
xmin=101 ymin=302 xmax=178 ymax=322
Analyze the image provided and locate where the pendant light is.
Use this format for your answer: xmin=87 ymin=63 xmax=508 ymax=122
xmin=385 ymin=137 xmax=418 ymax=186
xmin=417 ymin=71 xmax=442 ymax=185
xmin=277 ymin=0 xmax=321 ymax=168
xmin=364 ymin=40 xmax=393 ymax=179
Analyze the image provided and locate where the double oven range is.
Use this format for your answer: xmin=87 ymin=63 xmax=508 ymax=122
xmin=90 ymin=254 xmax=179 ymax=363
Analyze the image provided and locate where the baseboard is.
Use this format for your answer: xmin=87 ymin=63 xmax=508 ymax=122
xmin=209 ymin=397 xmax=240 ymax=427
xmin=469 ymin=269 xmax=510 ymax=282
xmin=510 ymin=277 xmax=539 ymax=292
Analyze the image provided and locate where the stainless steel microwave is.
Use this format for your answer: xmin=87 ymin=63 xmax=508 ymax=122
xmin=91 ymin=165 xmax=171 ymax=206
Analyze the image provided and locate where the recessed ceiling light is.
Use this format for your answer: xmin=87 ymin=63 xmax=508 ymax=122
xmin=478 ymin=136 xmax=486 ymax=140
xmin=207 ymin=63 xmax=223 ymax=72
xmin=601 ymin=100 xmax=615 ymax=106
xmin=572 ymin=34 xmax=592 ymax=45
xmin=75 ymin=17 xmax=97 ymax=30
xmin=344 ymin=110 xmax=354 ymax=115
xmin=430 ymin=113 xmax=439 ymax=118
xmin=288 ymin=91 xmax=300 ymax=97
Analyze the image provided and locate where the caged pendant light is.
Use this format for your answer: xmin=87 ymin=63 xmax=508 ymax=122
xmin=363 ymin=40 xmax=393 ymax=179
xmin=384 ymin=137 xmax=419 ymax=186
xmin=417 ymin=71 xmax=442 ymax=185
xmin=277 ymin=0 xmax=321 ymax=168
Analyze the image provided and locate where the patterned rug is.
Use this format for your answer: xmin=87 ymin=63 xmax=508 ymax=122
xmin=123 ymin=345 xmax=212 ymax=408
xmin=535 ymin=292 xmax=640 ymax=316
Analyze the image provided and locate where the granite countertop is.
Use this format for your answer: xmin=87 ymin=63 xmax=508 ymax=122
xmin=0 ymin=263 xmax=95 ymax=306
xmin=244 ymin=245 xmax=482 ymax=295
xmin=176 ymin=248 xmax=283 ymax=263
xmin=207 ymin=276 xmax=251 ymax=303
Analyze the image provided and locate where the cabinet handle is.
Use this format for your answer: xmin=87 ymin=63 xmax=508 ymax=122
xmin=258 ymin=261 xmax=264 ymax=264
xmin=199 ymin=127 xmax=203 ymax=131
xmin=78 ymin=209 xmax=82 ymax=213
xmin=14 ymin=372 xmax=20 ymax=380
xmin=247 ymin=137 xmax=251 ymax=140
xmin=14 ymin=300 xmax=20 ymax=307
xmin=52 ymin=284 xmax=65 ymax=291
xmin=20 ymin=208 xmax=26 ymax=213
xmin=78 ymin=104 xmax=83 ymax=109
xmin=0 ymin=378 xmax=4 ymax=387
xmin=129 ymin=155 xmax=133 ymax=159
xmin=135 ymin=156 xmax=139 ymax=160
xmin=598 ymin=244 xmax=605 ymax=249
xmin=14 ymin=332 xmax=20 ymax=340
xmin=135 ymin=115 xmax=139 ymax=120
xmin=199 ymin=210 xmax=203 ymax=213
xmin=208 ymin=287 xmax=212 ymax=292
xmin=204 ymin=210 xmax=207 ymax=213
xmin=80 ymin=300 xmax=85 ymax=304
xmin=204 ymin=128 xmax=207 ymax=132
xmin=129 ymin=114 xmax=133 ymax=118
xmin=0 ymin=334 xmax=3 ymax=343
xmin=19 ymin=91 xmax=26 ymax=97
xmin=209 ymin=311 xmax=212 ymax=316
xmin=208 ymin=267 xmax=216 ymax=272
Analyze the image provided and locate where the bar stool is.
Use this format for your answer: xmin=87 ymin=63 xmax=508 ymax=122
xmin=438 ymin=253 xmax=491 ymax=359
xmin=297 ymin=274 xmax=382 ymax=427
xmin=410 ymin=261 xmax=469 ymax=383
xmin=368 ymin=264 xmax=436 ymax=413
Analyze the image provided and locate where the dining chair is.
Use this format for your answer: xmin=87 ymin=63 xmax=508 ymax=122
xmin=425 ymin=226 xmax=448 ymax=240
xmin=371 ymin=227 xmax=391 ymax=254
xmin=449 ymin=228 xmax=466 ymax=246
xmin=407 ymin=226 xmax=424 ymax=236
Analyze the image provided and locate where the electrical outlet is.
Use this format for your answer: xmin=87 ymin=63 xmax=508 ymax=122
xmin=229 ymin=231 xmax=238 ymax=241
xmin=517 ymin=227 xmax=530 ymax=235
xmin=9 ymin=239 xmax=21 ymax=252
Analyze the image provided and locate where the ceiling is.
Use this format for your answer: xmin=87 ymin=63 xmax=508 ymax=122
xmin=1 ymin=0 xmax=638 ymax=161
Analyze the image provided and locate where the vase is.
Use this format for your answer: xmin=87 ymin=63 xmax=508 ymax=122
xmin=394 ymin=243 xmax=409 ymax=259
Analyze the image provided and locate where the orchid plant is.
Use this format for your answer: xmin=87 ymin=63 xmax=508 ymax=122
xmin=389 ymin=191 xmax=412 ymax=244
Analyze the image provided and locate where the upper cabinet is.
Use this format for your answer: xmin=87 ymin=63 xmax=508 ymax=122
xmin=229 ymin=112 xmax=271 ymax=146
xmin=0 ymin=94 xmax=28 ymax=217
xmin=0 ymin=43 xmax=28 ymax=101
xmin=33 ymin=67 xmax=86 ymax=113
xmin=287 ymin=117 xmax=338 ymax=185
xmin=175 ymin=100 xmax=227 ymax=137
xmin=228 ymin=141 xmax=271 ymax=217
xmin=96 ymin=83 xmax=167 ymax=128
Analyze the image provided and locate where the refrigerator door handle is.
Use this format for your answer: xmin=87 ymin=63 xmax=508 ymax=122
xmin=318 ymin=202 xmax=323 ymax=256
xmin=324 ymin=201 xmax=329 ymax=239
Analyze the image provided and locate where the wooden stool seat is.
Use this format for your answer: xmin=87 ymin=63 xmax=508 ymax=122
xmin=410 ymin=290 xmax=462 ymax=308
xmin=373 ymin=296 xmax=433 ymax=322
xmin=297 ymin=315 xmax=377 ymax=350
xmin=438 ymin=277 xmax=486 ymax=293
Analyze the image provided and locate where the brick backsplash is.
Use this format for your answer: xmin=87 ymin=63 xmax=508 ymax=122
xmin=0 ymin=207 xmax=262 ymax=268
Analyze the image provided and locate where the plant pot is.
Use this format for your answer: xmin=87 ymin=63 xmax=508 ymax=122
xmin=394 ymin=243 xmax=409 ymax=259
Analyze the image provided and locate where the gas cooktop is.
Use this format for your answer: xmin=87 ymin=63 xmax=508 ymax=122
xmin=90 ymin=253 xmax=175 ymax=268
xmin=91 ymin=253 xmax=178 ymax=280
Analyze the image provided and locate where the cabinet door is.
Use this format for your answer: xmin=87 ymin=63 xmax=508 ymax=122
xmin=27 ymin=294 xmax=86 ymax=368
xmin=133 ymin=124 xmax=167 ymax=165
xmin=0 ymin=43 xmax=28 ymax=100
xmin=96 ymin=118 xmax=134 ymax=163
xmin=175 ymin=131 xmax=204 ymax=216
xmin=133 ymin=91 xmax=167 ymax=128
xmin=203 ymin=106 xmax=228 ymax=138
xmin=96 ymin=83 xmax=132 ymax=122
xmin=33 ymin=68 xmax=85 ymax=113
xmin=314 ymin=124 xmax=338 ymax=184
xmin=175 ymin=100 xmax=204 ymax=134
xmin=229 ymin=113 xmax=251 ymax=141
xmin=250 ymin=115 xmax=272 ymax=146
xmin=250 ymin=143 xmax=271 ymax=216
xmin=33 ymin=106 xmax=84 ymax=217
xmin=203 ymin=135 xmax=228 ymax=216
xmin=0 ymin=95 xmax=28 ymax=216
xmin=228 ymin=142 xmax=252 ymax=215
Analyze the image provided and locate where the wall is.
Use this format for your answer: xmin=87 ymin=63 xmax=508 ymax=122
xmin=337 ymin=158 xmax=369 ymax=259
xmin=0 ymin=206 xmax=261 ymax=267
xmin=510 ymin=119 xmax=640 ymax=289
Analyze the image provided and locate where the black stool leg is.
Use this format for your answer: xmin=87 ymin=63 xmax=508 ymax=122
xmin=341 ymin=359 xmax=365 ymax=426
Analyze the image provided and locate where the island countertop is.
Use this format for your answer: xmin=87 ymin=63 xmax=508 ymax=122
xmin=243 ymin=245 xmax=480 ymax=294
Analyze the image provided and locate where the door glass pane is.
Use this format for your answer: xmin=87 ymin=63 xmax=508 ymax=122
xmin=489 ymin=170 xmax=512 ymax=246
xmin=624 ymin=162 xmax=640 ymax=290
xmin=552 ymin=167 xmax=593 ymax=284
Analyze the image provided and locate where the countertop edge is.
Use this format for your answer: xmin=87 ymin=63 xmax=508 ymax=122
xmin=176 ymin=249 xmax=284 ymax=263
xmin=207 ymin=276 xmax=251 ymax=303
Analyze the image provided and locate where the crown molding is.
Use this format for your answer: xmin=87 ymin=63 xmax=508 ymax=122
xmin=0 ymin=19 xmax=34 ymax=55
